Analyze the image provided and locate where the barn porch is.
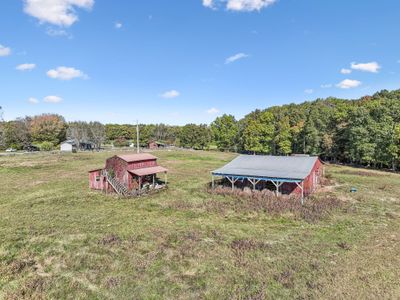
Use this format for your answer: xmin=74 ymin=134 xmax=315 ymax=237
xmin=128 ymin=166 xmax=168 ymax=191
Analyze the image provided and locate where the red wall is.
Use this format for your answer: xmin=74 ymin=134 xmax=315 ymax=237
xmin=281 ymin=159 xmax=323 ymax=196
xmin=89 ymin=170 xmax=103 ymax=190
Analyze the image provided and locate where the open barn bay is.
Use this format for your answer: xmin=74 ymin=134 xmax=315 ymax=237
xmin=0 ymin=150 xmax=399 ymax=299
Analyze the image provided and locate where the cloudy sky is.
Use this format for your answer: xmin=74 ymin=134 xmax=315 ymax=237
xmin=1 ymin=0 xmax=400 ymax=124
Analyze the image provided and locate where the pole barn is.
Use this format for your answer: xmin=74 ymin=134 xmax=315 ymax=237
xmin=211 ymin=155 xmax=324 ymax=203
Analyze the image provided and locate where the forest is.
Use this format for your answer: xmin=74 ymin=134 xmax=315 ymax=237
xmin=1 ymin=88 xmax=400 ymax=169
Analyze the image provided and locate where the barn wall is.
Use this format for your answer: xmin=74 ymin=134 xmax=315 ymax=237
xmin=89 ymin=170 xmax=103 ymax=190
xmin=61 ymin=143 xmax=73 ymax=152
xmin=127 ymin=159 xmax=157 ymax=170
xmin=105 ymin=157 xmax=129 ymax=186
xmin=281 ymin=159 xmax=323 ymax=196
xmin=148 ymin=142 xmax=158 ymax=150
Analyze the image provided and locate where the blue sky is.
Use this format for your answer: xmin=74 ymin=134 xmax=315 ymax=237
xmin=1 ymin=0 xmax=400 ymax=125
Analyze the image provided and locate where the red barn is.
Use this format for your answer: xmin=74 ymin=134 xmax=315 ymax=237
xmin=212 ymin=155 xmax=324 ymax=203
xmin=89 ymin=153 xmax=168 ymax=196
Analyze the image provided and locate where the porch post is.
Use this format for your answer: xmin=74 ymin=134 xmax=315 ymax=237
xmin=295 ymin=181 xmax=304 ymax=205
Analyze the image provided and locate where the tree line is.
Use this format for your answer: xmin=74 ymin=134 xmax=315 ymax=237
xmin=1 ymin=88 xmax=400 ymax=170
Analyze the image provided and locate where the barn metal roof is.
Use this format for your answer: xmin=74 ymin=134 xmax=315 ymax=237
xmin=212 ymin=155 xmax=319 ymax=181
xmin=128 ymin=166 xmax=168 ymax=176
xmin=117 ymin=153 xmax=157 ymax=162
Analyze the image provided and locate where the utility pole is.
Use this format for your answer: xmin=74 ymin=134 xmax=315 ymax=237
xmin=136 ymin=120 xmax=140 ymax=153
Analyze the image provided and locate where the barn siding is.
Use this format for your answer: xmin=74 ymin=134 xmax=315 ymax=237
xmin=89 ymin=170 xmax=103 ymax=190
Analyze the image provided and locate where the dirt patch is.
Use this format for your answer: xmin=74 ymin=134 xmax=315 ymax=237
xmin=98 ymin=234 xmax=121 ymax=246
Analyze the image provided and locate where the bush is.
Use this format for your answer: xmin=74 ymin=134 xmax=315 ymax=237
xmin=113 ymin=137 xmax=130 ymax=148
xmin=38 ymin=141 xmax=54 ymax=151
xmin=207 ymin=187 xmax=343 ymax=223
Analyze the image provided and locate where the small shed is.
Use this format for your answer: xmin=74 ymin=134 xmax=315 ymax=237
xmin=211 ymin=155 xmax=323 ymax=202
xmin=148 ymin=141 xmax=166 ymax=150
xmin=60 ymin=140 xmax=76 ymax=152
xmin=89 ymin=153 xmax=168 ymax=196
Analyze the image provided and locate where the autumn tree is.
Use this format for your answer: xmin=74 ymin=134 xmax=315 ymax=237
xmin=30 ymin=114 xmax=67 ymax=145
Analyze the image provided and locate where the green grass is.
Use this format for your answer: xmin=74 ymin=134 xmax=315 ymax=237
xmin=0 ymin=150 xmax=399 ymax=299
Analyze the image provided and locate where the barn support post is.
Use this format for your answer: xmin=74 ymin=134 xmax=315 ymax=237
xmin=248 ymin=178 xmax=260 ymax=190
xmin=211 ymin=175 xmax=215 ymax=189
xmin=271 ymin=181 xmax=283 ymax=196
xmin=295 ymin=181 xmax=304 ymax=205
xmin=139 ymin=176 xmax=142 ymax=191
xmin=227 ymin=176 xmax=238 ymax=190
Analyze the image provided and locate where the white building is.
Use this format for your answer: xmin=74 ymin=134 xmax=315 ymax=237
xmin=60 ymin=140 xmax=76 ymax=152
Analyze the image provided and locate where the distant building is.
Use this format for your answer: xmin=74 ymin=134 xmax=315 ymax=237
xmin=148 ymin=141 xmax=166 ymax=150
xmin=60 ymin=140 xmax=94 ymax=152
xmin=89 ymin=153 xmax=168 ymax=196
xmin=60 ymin=140 xmax=76 ymax=152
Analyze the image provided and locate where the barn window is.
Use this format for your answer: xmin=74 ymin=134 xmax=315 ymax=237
xmin=96 ymin=176 xmax=100 ymax=182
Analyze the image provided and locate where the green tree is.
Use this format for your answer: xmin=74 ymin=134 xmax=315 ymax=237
xmin=274 ymin=116 xmax=292 ymax=155
xmin=211 ymin=114 xmax=238 ymax=151
xmin=243 ymin=111 xmax=274 ymax=154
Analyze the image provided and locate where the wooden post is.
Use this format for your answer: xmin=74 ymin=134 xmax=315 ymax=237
xmin=139 ymin=176 xmax=142 ymax=191
xmin=295 ymin=181 xmax=304 ymax=205
xmin=153 ymin=174 xmax=155 ymax=188
xmin=271 ymin=181 xmax=283 ymax=196
xmin=212 ymin=175 xmax=215 ymax=189
xmin=165 ymin=173 xmax=168 ymax=185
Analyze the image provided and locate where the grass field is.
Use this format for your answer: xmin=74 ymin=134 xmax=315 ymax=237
xmin=0 ymin=150 xmax=399 ymax=299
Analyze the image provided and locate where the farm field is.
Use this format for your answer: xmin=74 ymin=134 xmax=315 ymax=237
xmin=0 ymin=150 xmax=399 ymax=299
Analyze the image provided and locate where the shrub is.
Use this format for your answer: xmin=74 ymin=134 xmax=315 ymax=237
xmin=38 ymin=141 xmax=54 ymax=151
xmin=113 ymin=137 xmax=130 ymax=148
xmin=207 ymin=187 xmax=343 ymax=223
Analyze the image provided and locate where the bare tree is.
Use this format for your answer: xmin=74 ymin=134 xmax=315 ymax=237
xmin=88 ymin=121 xmax=105 ymax=150
xmin=67 ymin=121 xmax=89 ymax=150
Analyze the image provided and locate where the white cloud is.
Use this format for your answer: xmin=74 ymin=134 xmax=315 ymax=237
xmin=207 ymin=107 xmax=220 ymax=114
xmin=16 ymin=63 xmax=36 ymax=71
xmin=46 ymin=28 xmax=72 ymax=38
xmin=28 ymin=97 xmax=39 ymax=104
xmin=304 ymin=89 xmax=313 ymax=94
xmin=203 ymin=0 xmax=214 ymax=8
xmin=160 ymin=90 xmax=180 ymax=99
xmin=226 ymin=0 xmax=276 ymax=11
xmin=321 ymin=84 xmax=332 ymax=88
xmin=336 ymin=79 xmax=362 ymax=89
xmin=203 ymin=0 xmax=275 ymax=12
xmin=44 ymin=95 xmax=63 ymax=103
xmin=351 ymin=61 xmax=381 ymax=73
xmin=115 ymin=22 xmax=122 ymax=29
xmin=47 ymin=66 xmax=88 ymax=80
xmin=0 ymin=44 xmax=11 ymax=56
xmin=23 ymin=0 xmax=94 ymax=27
xmin=340 ymin=68 xmax=352 ymax=74
xmin=225 ymin=53 xmax=249 ymax=64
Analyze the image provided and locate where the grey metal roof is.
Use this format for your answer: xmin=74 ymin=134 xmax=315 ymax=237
xmin=212 ymin=155 xmax=319 ymax=181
